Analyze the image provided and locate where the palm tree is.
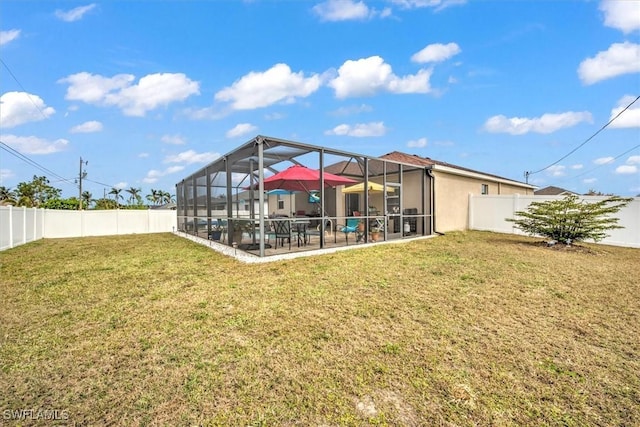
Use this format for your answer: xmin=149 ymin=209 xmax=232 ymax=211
xmin=161 ymin=191 xmax=174 ymax=204
xmin=126 ymin=187 xmax=141 ymax=205
xmin=0 ymin=186 xmax=17 ymax=205
xmin=146 ymin=189 xmax=161 ymax=205
xmin=108 ymin=187 xmax=123 ymax=207
xmin=81 ymin=191 xmax=93 ymax=209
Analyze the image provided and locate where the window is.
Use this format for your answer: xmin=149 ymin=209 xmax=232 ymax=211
xmin=481 ymin=184 xmax=489 ymax=195
xmin=277 ymin=195 xmax=284 ymax=210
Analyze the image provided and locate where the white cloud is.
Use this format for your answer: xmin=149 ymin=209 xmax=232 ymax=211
xmin=143 ymin=166 xmax=184 ymax=184
xmin=570 ymin=164 xmax=584 ymax=170
xmin=215 ymin=64 xmax=321 ymax=110
xmin=312 ymin=0 xmax=371 ymax=21
xmin=328 ymin=56 xmax=432 ymax=98
xmin=114 ymin=181 xmax=128 ymax=189
xmin=330 ymin=104 xmax=373 ymax=116
xmin=599 ymin=0 xmax=640 ymax=34
xmin=578 ymin=42 xmax=640 ymax=85
xmin=627 ymin=155 xmax=640 ymax=165
xmin=546 ymin=165 xmax=566 ymax=177
xmin=483 ymin=111 xmax=593 ymax=135
xmin=215 ymin=63 xmax=321 ymax=110
xmin=265 ymin=112 xmax=286 ymax=120
xmin=183 ymin=106 xmax=226 ymax=120
xmin=609 ymin=95 xmax=640 ymax=128
xmin=325 ymin=121 xmax=387 ymax=137
xmin=615 ymin=165 xmax=638 ymax=174
xmin=407 ymin=137 xmax=428 ymax=148
xmin=1 ymin=169 xmax=15 ymax=182
xmin=0 ymin=134 xmax=68 ymax=154
xmin=0 ymin=91 xmax=55 ymax=128
xmin=0 ymin=29 xmax=20 ymax=46
xmin=138 ymin=152 xmax=149 ymax=158
xmin=59 ymin=72 xmax=200 ymax=116
xmin=583 ymin=178 xmax=597 ymax=184
xmin=55 ymin=4 xmax=96 ymax=22
xmin=161 ymin=134 xmax=186 ymax=145
xmin=70 ymin=120 xmax=103 ymax=133
xmin=391 ymin=0 xmax=467 ymax=11
xmin=164 ymin=150 xmax=220 ymax=164
xmin=594 ymin=156 xmax=615 ymax=165
xmin=226 ymin=123 xmax=258 ymax=138
xmin=411 ymin=42 xmax=461 ymax=63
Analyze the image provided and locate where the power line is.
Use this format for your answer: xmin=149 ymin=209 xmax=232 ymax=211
xmin=85 ymin=178 xmax=117 ymax=188
xmin=0 ymin=141 xmax=75 ymax=186
xmin=558 ymin=143 xmax=640 ymax=183
xmin=1 ymin=141 xmax=120 ymax=194
xmin=526 ymin=94 xmax=640 ymax=180
xmin=0 ymin=58 xmax=52 ymax=122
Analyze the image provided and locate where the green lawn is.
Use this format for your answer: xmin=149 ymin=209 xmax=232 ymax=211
xmin=1 ymin=231 xmax=638 ymax=426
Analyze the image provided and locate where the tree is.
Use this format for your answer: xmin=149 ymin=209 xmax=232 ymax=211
xmin=43 ymin=197 xmax=80 ymax=210
xmin=161 ymin=191 xmax=174 ymax=204
xmin=584 ymin=189 xmax=615 ymax=196
xmin=146 ymin=189 xmax=163 ymax=205
xmin=15 ymin=176 xmax=61 ymax=207
xmin=81 ymin=191 xmax=93 ymax=209
xmin=126 ymin=187 xmax=142 ymax=206
xmin=0 ymin=186 xmax=17 ymax=205
xmin=108 ymin=187 xmax=123 ymax=207
xmin=507 ymin=194 xmax=632 ymax=244
xmin=94 ymin=198 xmax=118 ymax=210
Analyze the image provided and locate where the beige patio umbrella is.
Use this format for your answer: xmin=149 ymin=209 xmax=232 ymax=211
xmin=342 ymin=181 xmax=393 ymax=193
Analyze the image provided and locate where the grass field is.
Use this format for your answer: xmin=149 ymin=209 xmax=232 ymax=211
xmin=1 ymin=231 xmax=638 ymax=426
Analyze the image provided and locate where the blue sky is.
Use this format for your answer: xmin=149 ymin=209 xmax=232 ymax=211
xmin=1 ymin=0 xmax=639 ymax=200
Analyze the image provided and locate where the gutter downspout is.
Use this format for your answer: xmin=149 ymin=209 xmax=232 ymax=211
xmin=426 ymin=168 xmax=444 ymax=236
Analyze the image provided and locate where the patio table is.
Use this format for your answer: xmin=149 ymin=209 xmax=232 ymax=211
xmin=293 ymin=219 xmax=310 ymax=247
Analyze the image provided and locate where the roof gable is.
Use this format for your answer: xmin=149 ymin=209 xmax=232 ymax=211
xmin=381 ymin=151 xmax=532 ymax=187
xmin=534 ymin=186 xmax=576 ymax=196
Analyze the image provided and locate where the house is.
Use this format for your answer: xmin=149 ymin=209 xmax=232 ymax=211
xmin=378 ymin=152 xmax=535 ymax=232
xmin=176 ymin=136 xmax=534 ymax=257
xmin=534 ymin=186 xmax=576 ymax=196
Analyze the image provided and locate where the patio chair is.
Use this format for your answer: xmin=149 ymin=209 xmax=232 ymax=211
xmin=339 ymin=218 xmax=363 ymax=245
xmin=271 ymin=219 xmax=292 ymax=250
xmin=305 ymin=219 xmax=332 ymax=245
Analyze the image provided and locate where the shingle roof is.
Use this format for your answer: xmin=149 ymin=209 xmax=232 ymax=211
xmin=380 ymin=151 xmax=530 ymax=186
xmin=534 ymin=186 xmax=576 ymax=196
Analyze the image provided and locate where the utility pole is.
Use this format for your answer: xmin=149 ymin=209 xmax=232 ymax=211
xmin=78 ymin=157 xmax=88 ymax=210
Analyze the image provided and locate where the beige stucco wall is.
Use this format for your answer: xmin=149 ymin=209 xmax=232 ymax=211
xmin=433 ymin=170 xmax=533 ymax=232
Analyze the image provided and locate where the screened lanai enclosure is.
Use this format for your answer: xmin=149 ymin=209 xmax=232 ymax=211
xmin=176 ymin=135 xmax=434 ymax=257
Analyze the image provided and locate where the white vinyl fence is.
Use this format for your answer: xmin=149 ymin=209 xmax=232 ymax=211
xmin=469 ymin=195 xmax=640 ymax=248
xmin=0 ymin=206 xmax=177 ymax=251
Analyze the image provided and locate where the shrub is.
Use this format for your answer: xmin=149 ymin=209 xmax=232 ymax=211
xmin=507 ymin=194 xmax=632 ymax=243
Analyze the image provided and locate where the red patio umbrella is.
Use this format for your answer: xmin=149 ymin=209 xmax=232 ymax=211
xmin=259 ymin=165 xmax=357 ymax=191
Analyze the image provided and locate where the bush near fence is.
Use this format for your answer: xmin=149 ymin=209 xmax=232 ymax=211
xmin=469 ymin=195 xmax=639 ymax=248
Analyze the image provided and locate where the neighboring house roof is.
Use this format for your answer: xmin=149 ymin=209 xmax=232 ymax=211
xmin=150 ymin=202 xmax=177 ymax=210
xmin=380 ymin=151 xmax=534 ymax=189
xmin=534 ymin=186 xmax=576 ymax=196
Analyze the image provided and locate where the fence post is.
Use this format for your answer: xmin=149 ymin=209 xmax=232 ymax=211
xmin=468 ymin=193 xmax=474 ymax=230
xmin=22 ymin=206 xmax=27 ymax=246
xmin=8 ymin=205 xmax=14 ymax=249
xmin=512 ymin=194 xmax=520 ymax=234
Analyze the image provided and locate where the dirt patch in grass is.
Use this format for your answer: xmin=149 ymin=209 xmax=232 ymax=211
xmin=1 ymin=231 xmax=638 ymax=425
xmin=526 ymin=240 xmax=603 ymax=254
